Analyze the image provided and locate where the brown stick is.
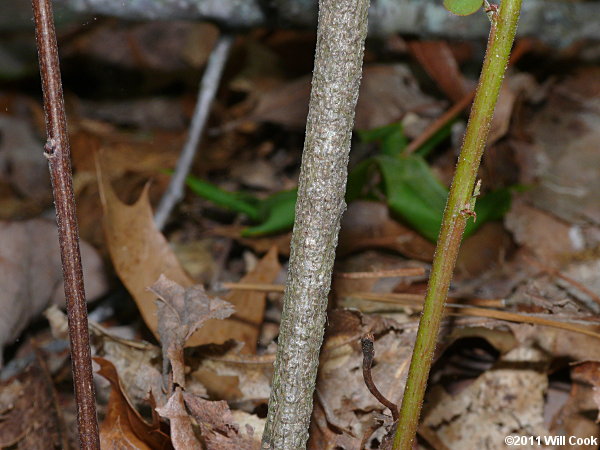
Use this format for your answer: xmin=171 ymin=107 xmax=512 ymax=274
xmin=31 ymin=0 xmax=100 ymax=448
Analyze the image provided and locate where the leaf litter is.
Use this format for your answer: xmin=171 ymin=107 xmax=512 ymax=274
xmin=1 ymin=19 xmax=600 ymax=450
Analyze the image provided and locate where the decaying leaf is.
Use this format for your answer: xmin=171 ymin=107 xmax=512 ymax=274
xmin=422 ymin=346 xmax=551 ymax=449
xmin=523 ymin=68 xmax=600 ymax=227
xmin=191 ymin=346 xmax=275 ymax=404
xmin=213 ymin=246 xmax=281 ymax=354
xmin=548 ymin=362 xmax=600 ymax=448
xmin=570 ymin=361 xmax=600 ymax=423
xmin=0 ymin=114 xmax=51 ymax=205
xmin=184 ymin=392 xmax=262 ymax=449
xmin=155 ymin=388 xmax=200 ymax=450
xmin=407 ymin=40 xmax=471 ymax=103
xmin=505 ymin=199 xmax=582 ymax=265
xmin=95 ymin=357 xmax=172 ymax=450
xmin=0 ymin=362 xmax=69 ymax=449
xmin=46 ymin=305 xmax=169 ymax=408
xmin=0 ymin=219 xmax=107 ymax=361
xmin=97 ymin=153 xmax=195 ymax=342
xmin=149 ymin=275 xmax=235 ymax=387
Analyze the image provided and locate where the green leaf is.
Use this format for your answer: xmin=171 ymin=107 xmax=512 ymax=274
xmin=185 ymin=175 xmax=261 ymax=221
xmin=346 ymin=158 xmax=376 ymax=202
xmin=376 ymin=154 xmax=512 ymax=241
xmin=443 ymin=0 xmax=483 ymax=16
xmin=376 ymin=154 xmax=448 ymax=241
xmin=357 ymin=122 xmax=407 ymax=157
xmin=243 ymin=189 xmax=298 ymax=236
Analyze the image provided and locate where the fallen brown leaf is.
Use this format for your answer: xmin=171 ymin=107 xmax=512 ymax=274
xmin=338 ymin=201 xmax=435 ymax=261
xmin=422 ymin=347 xmax=551 ymax=448
xmin=0 ymin=362 xmax=69 ymax=449
xmin=98 ymin=155 xmax=281 ymax=350
xmin=216 ymin=246 xmax=281 ymax=354
xmin=522 ymin=68 xmax=600 ymax=227
xmin=571 ymin=361 xmax=600 ymax=423
xmin=250 ymin=65 xmax=442 ymax=131
xmin=183 ymin=392 xmax=262 ymax=449
xmin=0 ymin=219 xmax=107 ymax=360
xmin=505 ymin=199 xmax=582 ymax=265
xmin=407 ymin=40 xmax=470 ymax=103
xmin=97 ymin=153 xmax=195 ymax=341
xmin=155 ymin=388 xmax=200 ymax=450
xmin=191 ymin=347 xmax=275 ymax=403
xmin=149 ymin=275 xmax=235 ymax=387
xmin=96 ymin=357 xmax=172 ymax=450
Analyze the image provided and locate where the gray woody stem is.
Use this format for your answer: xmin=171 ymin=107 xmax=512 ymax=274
xmin=262 ymin=0 xmax=370 ymax=448
xmin=154 ymin=33 xmax=233 ymax=230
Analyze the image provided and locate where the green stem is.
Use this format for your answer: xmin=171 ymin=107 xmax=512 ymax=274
xmin=393 ymin=1 xmax=521 ymax=448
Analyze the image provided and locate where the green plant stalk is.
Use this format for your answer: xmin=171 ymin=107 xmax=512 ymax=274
xmin=393 ymin=1 xmax=521 ymax=449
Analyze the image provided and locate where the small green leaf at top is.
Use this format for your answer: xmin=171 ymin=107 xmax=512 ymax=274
xmin=444 ymin=0 xmax=483 ymax=16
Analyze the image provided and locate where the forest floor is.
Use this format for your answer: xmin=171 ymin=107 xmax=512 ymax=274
xmin=1 ymin=15 xmax=600 ymax=450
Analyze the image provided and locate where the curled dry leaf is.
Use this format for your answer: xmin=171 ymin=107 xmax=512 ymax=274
xmin=98 ymin=155 xmax=279 ymax=350
xmin=0 ymin=218 xmax=107 ymax=361
xmin=155 ymin=388 xmax=200 ymax=450
xmin=149 ymin=275 xmax=235 ymax=387
xmin=95 ymin=357 xmax=172 ymax=450
xmin=183 ymin=392 xmax=262 ymax=449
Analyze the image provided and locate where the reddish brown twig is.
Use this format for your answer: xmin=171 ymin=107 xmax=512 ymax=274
xmin=31 ymin=0 xmax=100 ymax=448
xmin=361 ymin=333 xmax=399 ymax=421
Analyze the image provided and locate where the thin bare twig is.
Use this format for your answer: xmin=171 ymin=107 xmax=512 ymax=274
xmin=154 ymin=33 xmax=234 ymax=230
xmin=361 ymin=333 xmax=399 ymax=421
xmin=31 ymin=0 xmax=99 ymax=448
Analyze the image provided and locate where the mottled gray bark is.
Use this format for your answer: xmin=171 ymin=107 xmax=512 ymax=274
xmin=26 ymin=0 xmax=594 ymax=46
xmin=261 ymin=0 xmax=369 ymax=448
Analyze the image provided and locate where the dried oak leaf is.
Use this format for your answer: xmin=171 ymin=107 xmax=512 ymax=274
xmin=98 ymin=155 xmax=278 ymax=350
xmin=183 ymin=392 xmax=262 ymax=449
xmin=95 ymin=357 xmax=172 ymax=450
xmin=149 ymin=275 xmax=234 ymax=387
xmin=155 ymin=388 xmax=200 ymax=450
